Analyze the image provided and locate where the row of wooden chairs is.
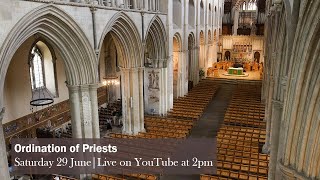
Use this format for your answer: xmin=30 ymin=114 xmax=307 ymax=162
xmin=145 ymin=117 xmax=194 ymax=126
xmin=205 ymin=83 xmax=268 ymax=179
xmin=217 ymin=161 xmax=268 ymax=175
xmin=218 ymin=148 xmax=269 ymax=161
xmin=217 ymin=155 xmax=268 ymax=167
xmin=92 ymin=174 xmax=127 ymax=180
xmin=219 ymin=125 xmax=266 ymax=135
xmin=169 ymin=80 xmax=218 ymax=120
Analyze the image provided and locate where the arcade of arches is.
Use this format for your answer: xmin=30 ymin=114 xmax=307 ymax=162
xmin=0 ymin=0 xmax=319 ymax=180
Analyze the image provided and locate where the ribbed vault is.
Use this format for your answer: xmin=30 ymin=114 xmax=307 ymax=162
xmin=145 ymin=16 xmax=167 ymax=61
xmin=98 ymin=12 xmax=143 ymax=68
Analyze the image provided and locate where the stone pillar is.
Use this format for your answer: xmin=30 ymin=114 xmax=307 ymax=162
xmin=263 ymin=77 xmax=274 ymax=154
xmin=121 ymin=68 xmax=143 ymax=135
xmin=68 ymin=84 xmax=99 ymax=139
xmin=68 ymin=85 xmax=83 ymax=138
xmin=194 ymin=46 xmax=200 ymax=84
xmin=89 ymin=84 xmax=100 ymax=138
xmin=233 ymin=8 xmax=239 ymax=35
xmin=138 ymin=67 xmax=145 ymax=132
xmin=268 ymin=100 xmax=283 ymax=180
xmin=120 ymin=68 xmax=132 ymax=134
xmin=79 ymin=85 xmax=93 ymax=138
xmin=0 ymin=108 xmax=10 ymax=180
xmin=130 ymin=68 xmax=141 ymax=135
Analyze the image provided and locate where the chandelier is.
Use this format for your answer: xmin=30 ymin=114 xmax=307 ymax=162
xmin=30 ymin=87 xmax=54 ymax=107
xmin=103 ymin=76 xmax=120 ymax=86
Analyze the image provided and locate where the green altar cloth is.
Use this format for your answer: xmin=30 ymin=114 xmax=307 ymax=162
xmin=228 ymin=67 xmax=244 ymax=75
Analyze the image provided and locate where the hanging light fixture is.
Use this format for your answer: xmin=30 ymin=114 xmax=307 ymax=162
xmin=30 ymin=87 xmax=54 ymax=107
xmin=29 ymin=45 xmax=54 ymax=108
xmin=103 ymin=76 xmax=120 ymax=86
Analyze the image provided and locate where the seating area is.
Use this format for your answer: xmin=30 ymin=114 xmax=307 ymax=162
xmin=99 ymin=100 xmax=122 ymax=129
xmin=202 ymin=83 xmax=269 ymax=180
xmin=168 ymin=79 xmax=218 ymax=120
xmin=52 ymin=174 xmax=79 ymax=180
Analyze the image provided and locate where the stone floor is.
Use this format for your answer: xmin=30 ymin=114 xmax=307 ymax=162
xmin=160 ymin=82 xmax=235 ymax=180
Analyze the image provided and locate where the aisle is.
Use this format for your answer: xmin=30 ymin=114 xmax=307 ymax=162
xmin=190 ymin=83 xmax=235 ymax=138
xmin=160 ymin=82 xmax=235 ymax=180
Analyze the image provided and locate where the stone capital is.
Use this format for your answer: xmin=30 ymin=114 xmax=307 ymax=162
xmin=79 ymin=84 xmax=90 ymax=92
xmin=119 ymin=67 xmax=130 ymax=72
xmin=67 ymin=85 xmax=80 ymax=93
xmin=88 ymin=83 xmax=99 ymax=91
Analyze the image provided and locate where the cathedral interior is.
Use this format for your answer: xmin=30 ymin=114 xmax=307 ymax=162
xmin=0 ymin=0 xmax=319 ymax=179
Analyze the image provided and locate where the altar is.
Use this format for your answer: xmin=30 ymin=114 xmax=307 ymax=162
xmin=228 ymin=67 xmax=244 ymax=75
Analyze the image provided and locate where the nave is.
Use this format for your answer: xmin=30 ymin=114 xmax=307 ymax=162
xmin=51 ymin=79 xmax=268 ymax=180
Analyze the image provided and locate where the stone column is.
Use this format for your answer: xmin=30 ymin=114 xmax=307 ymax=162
xmin=194 ymin=46 xmax=200 ymax=84
xmin=68 ymin=85 xmax=83 ymax=138
xmin=263 ymin=77 xmax=274 ymax=154
xmin=138 ymin=67 xmax=145 ymax=132
xmin=0 ymin=108 xmax=10 ymax=180
xmin=268 ymin=100 xmax=283 ymax=180
xmin=120 ymin=68 xmax=132 ymax=134
xmin=79 ymin=85 xmax=93 ymax=138
xmin=89 ymin=84 xmax=100 ymax=138
xmin=130 ymin=68 xmax=141 ymax=135
xmin=233 ymin=8 xmax=239 ymax=35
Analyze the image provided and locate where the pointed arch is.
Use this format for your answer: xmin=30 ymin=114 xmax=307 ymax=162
xmin=0 ymin=5 xmax=97 ymax=107
xmin=98 ymin=12 xmax=143 ymax=68
xmin=144 ymin=15 xmax=167 ymax=62
xmin=188 ymin=32 xmax=197 ymax=84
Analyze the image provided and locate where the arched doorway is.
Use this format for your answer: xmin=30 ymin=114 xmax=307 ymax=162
xmin=199 ymin=31 xmax=205 ymax=70
xmin=254 ymin=52 xmax=261 ymax=63
xmin=188 ymin=33 xmax=196 ymax=89
xmin=208 ymin=30 xmax=213 ymax=68
xmin=98 ymin=12 xmax=144 ymax=135
xmin=173 ymin=33 xmax=182 ymax=98
xmin=225 ymin=51 xmax=231 ymax=60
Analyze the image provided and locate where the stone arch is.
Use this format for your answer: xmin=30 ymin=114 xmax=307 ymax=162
xmin=98 ymin=12 xmax=143 ymax=68
xmin=143 ymin=16 xmax=168 ymax=115
xmin=199 ymin=30 xmax=205 ymax=69
xmin=0 ymin=5 xmax=97 ymax=108
xmin=173 ymin=32 xmax=183 ymax=98
xmin=281 ymin=0 xmax=320 ymax=178
xmin=0 ymin=6 xmax=100 ymax=179
xmin=188 ymin=32 xmax=197 ymax=85
xmin=98 ymin=12 xmax=144 ymax=135
xmin=144 ymin=15 xmax=167 ymax=62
